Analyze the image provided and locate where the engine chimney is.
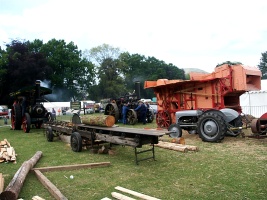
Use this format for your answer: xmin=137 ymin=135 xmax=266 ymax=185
xmin=35 ymin=80 xmax=41 ymax=102
xmin=135 ymin=81 xmax=141 ymax=99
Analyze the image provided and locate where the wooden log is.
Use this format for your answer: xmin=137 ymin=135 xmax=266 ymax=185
xmin=33 ymin=170 xmax=67 ymax=200
xmin=115 ymin=186 xmax=161 ymax=200
xmin=32 ymin=195 xmax=45 ymax=200
xmin=0 ymin=151 xmax=42 ymax=200
xmin=155 ymin=142 xmax=188 ymax=153
xmin=175 ymin=144 xmax=199 ymax=151
xmin=0 ymin=173 xmax=4 ymax=193
xmin=81 ymin=115 xmax=115 ymax=127
xmin=111 ymin=192 xmax=136 ymax=200
xmin=159 ymin=137 xmax=185 ymax=145
xmin=32 ymin=162 xmax=111 ymax=172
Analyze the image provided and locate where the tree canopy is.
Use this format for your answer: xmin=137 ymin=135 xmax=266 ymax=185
xmin=0 ymin=39 xmax=186 ymax=105
xmin=258 ymin=51 xmax=267 ymax=79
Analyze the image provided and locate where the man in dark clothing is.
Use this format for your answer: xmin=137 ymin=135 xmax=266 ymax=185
xmin=122 ymin=103 xmax=129 ymax=124
xmin=135 ymin=101 xmax=147 ymax=125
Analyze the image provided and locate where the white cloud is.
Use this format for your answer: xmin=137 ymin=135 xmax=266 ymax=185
xmin=0 ymin=0 xmax=267 ymax=72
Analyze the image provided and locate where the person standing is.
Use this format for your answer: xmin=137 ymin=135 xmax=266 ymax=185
xmin=122 ymin=103 xmax=129 ymax=124
xmin=135 ymin=101 xmax=147 ymax=125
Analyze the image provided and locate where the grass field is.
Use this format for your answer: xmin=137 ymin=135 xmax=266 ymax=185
xmin=0 ymin=114 xmax=266 ymax=200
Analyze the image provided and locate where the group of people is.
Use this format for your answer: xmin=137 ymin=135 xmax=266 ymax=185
xmin=122 ymin=101 xmax=149 ymax=125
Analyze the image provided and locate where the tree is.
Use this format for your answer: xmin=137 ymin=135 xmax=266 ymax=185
xmin=40 ymin=39 xmax=95 ymax=101
xmin=0 ymin=40 xmax=53 ymax=105
xmin=258 ymin=51 xmax=267 ymax=79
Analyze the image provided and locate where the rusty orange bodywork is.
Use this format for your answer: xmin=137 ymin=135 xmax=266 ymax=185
xmin=144 ymin=64 xmax=262 ymax=128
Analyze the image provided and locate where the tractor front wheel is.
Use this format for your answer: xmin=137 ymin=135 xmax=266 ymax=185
xmin=11 ymin=104 xmax=22 ymax=130
xmin=197 ymin=111 xmax=226 ymax=142
xmin=168 ymin=124 xmax=182 ymax=138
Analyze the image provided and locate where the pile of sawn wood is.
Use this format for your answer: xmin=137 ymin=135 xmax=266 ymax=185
xmin=0 ymin=139 xmax=16 ymax=163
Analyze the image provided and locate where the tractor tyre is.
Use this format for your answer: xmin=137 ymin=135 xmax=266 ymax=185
xmin=71 ymin=132 xmax=82 ymax=152
xmin=197 ymin=111 xmax=226 ymax=142
xmin=46 ymin=127 xmax=54 ymax=142
xmin=146 ymin=109 xmax=154 ymax=123
xmin=11 ymin=104 xmax=22 ymax=130
xmin=22 ymin=113 xmax=31 ymax=133
xmin=168 ymin=124 xmax=182 ymax=138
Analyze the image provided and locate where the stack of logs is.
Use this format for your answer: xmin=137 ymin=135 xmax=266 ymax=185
xmin=156 ymin=137 xmax=199 ymax=153
xmin=0 ymin=139 xmax=16 ymax=163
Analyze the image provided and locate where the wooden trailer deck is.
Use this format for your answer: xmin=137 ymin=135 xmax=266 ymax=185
xmin=43 ymin=121 xmax=166 ymax=164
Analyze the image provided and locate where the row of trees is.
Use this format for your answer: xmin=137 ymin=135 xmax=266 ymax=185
xmin=0 ymin=40 xmax=185 ymax=105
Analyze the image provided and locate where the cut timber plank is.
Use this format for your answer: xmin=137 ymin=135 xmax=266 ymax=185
xmin=111 ymin=192 xmax=136 ymax=200
xmin=0 ymin=173 xmax=4 ymax=193
xmin=34 ymin=170 xmax=67 ymax=200
xmin=32 ymin=162 xmax=111 ymax=172
xmin=101 ymin=198 xmax=112 ymax=200
xmin=115 ymin=186 xmax=161 ymax=200
xmin=32 ymin=195 xmax=45 ymax=200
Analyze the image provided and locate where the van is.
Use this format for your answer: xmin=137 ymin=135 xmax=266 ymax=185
xmin=0 ymin=105 xmax=9 ymax=118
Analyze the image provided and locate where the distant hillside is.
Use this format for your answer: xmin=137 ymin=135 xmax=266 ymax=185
xmin=182 ymin=68 xmax=208 ymax=74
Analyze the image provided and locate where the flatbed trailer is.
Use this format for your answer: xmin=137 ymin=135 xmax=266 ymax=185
xmin=43 ymin=119 xmax=166 ymax=164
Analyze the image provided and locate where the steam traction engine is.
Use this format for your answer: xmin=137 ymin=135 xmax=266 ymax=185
xmin=9 ymin=80 xmax=53 ymax=133
xmin=144 ymin=63 xmax=262 ymax=142
xmin=104 ymin=82 xmax=154 ymax=125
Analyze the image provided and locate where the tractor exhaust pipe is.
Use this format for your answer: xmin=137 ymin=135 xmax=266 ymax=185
xmin=135 ymin=81 xmax=141 ymax=99
xmin=35 ymin=80 xmax=41 ymax=102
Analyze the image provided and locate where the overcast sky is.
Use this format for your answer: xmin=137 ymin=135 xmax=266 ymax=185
xmin=0 ymin=0 xmax=266 ymax=72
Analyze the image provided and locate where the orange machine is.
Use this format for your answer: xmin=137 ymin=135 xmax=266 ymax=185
xmin=144 ymin=63 xmax=262 ymax=142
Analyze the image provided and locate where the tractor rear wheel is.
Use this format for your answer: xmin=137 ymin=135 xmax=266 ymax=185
xmin=71 ymin=132 xmax=82 ymax=152
xmin=11 ymin=104 xmax=22 ymax=130
xmin=168 ymin=124 xmax=182 ymax=138
xmin=146 ymin=109 xmax=154 ymax=123
xmin=156 ymin=110 xmax=171 ymax=128
xmin=197 ymin=111 xmax=226 ymax=142
xmin=105 ymin=103 xmax=119 ymax=122
xmin=127 ymin=109 xmax=137 ymax=125
xmin=22 ymin=113 xmax=31 ymax=133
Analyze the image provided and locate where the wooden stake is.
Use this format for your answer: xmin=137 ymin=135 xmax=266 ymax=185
xmin=115 ymin=186 xmax=161 ymax=200
xmin=32 ymin=162 xmax=111 ymax=172
xmin=0 ymin=151 xmax=42 ymax=200
xmin=33 ymin=170 xmax=67 ymax=200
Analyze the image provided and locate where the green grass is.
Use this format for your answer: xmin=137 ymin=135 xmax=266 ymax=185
xmin=0 ymin=115 xmax=267 ymax=200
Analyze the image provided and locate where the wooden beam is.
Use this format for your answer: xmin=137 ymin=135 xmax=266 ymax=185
xmin=111 ymin=192 xmax=136 ymax=200
xmin=33 ymin=170 xmax=67 ymax=200
xmin=32 ymin=162 xmax=111 ymax=172
xmin=0 ymin=151 xmax=42 ymax=200
xmin=115 ymin=186 xmax=161 ymax=200
xmin=0 ymin=173 xmax=4 ymax=193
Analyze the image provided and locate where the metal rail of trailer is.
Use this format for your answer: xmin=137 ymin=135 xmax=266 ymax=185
xmin=43 ymin=120 xmax=166 ymax=164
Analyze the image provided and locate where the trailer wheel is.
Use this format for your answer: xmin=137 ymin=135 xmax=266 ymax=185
xmin=105 ymin=103 xmax=119 ymax=122
xmin=71 ymin=132 xmax=82 ymax=152
xmin=127 ymin=109 xmax=137 ymax=125
xmin=46 ymin=127 xmax=54 ymax=142
xmin=11 ymin=104 xmax=22 ymax=130
xmin=156 ymin=110 xmax=171 ymax=128
xmin=22 ymin=113 xmax=31 ymax=133
xmin=168 ymin=124 xmax=182 ymax=138
xmin=197 ymin=111 xmax=226 ymax=142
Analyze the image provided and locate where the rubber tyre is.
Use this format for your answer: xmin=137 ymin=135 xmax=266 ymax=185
xmin=168 ymin=124 xmax=182 ymax=138
xmin=22 ymin=113 xmax=31 ymax=133
xmin=197 ymin=111 xmax=226 ymax=142
xmin=146 ymin=109 xmax=154 ymax=123
xmin=46 ymin=127 xmax=54 ymax=142
xmin=12 ymin=104 xmax=22 ymax=130
xmin=71 ymin=132 xmax=82 ymax=152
